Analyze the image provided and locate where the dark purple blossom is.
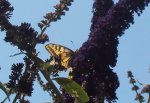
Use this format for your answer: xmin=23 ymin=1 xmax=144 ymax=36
xmin=0 ymin=0 xmax=13 ymax=31
xmin=0 ymin=0 xmax=13 ymax=19
xmin=141 ymin=85 xmax=150 ymax=93
xmin=65 ymin=0 xmax=150 ymax=102
xmin=4 ymin=23 xmax=48 ymax=52
xmin=7 ymin=57 xmax=38 ymax=96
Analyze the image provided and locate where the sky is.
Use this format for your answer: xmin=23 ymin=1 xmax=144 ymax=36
xmin=0 ymin=0 xmax=150 ymax=103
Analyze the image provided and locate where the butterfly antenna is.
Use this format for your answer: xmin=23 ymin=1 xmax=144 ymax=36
xmin=70 ymin=41 xmax=76 ymax=50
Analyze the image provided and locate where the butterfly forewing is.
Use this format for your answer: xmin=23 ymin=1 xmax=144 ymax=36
xmin=45 ymin=44 xmax=57 ymax=57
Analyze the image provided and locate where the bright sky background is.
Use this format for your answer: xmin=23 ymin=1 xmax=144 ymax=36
xmin=0 ymin=0 xmax=150 ymax=103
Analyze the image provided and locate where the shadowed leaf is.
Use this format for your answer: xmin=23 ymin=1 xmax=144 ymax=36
xmin=0 ymin=82 xmax=10 ymax=101
xmin=54 ymin=77 xmax=89 ymax=103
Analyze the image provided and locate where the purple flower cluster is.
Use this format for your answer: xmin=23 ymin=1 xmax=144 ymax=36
xmin=0 ymin=0 xmax=13 ymax=31
xmin=66 ymin=0 xmax=150 ymax=102
xmin=0 ymin=0 xmax=13 ymax=19
xmin=7 ymin=57 xmax=38 ymax=97
xmin=0 ymin=1 xmax=48 ymax=52
xmin=4 ymin=23 xmax=48 ymax=52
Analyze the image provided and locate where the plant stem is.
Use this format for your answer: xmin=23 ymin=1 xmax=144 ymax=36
xmin=147 ymin=93 xmax=150 ymax=103
xmin=12 ymin=93 xmax=20 ymax=103
xmin=27 ymin=53 xmax=66 ymax=103
xmin=99 ymin=96 xmax=104 ymax=103
xmin=40 ymin=19 xmax=51 ymax=35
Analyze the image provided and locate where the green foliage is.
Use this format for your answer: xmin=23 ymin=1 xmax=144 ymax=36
xmin=54 ymin=77 xmax=89 ymax=103
xmin=42 ymin=62 xmax=55 ymax=70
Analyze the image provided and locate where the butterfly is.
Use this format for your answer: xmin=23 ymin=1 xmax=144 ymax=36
xmin=45 ymin=43 xmax=75 ymax=71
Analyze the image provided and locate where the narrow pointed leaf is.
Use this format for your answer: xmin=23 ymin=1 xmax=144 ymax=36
xmin=0 ymin=82 xmax=10 ymax=101
xmin=54 ymin=77 xmax=89 ymax=103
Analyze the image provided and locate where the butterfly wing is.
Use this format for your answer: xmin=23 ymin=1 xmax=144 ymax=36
xmin=45 ymin=43 xmax=74 ymax=69
xmin=45 ymin=44 xmax=57 ymax=57
xmin=60 ymin=51 xmax=73 ymax=68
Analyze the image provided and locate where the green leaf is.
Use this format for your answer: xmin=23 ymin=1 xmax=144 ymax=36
xmin=41 ymin=62 xmax=56 ymax=72
xmin=54 ymin=77 xmax=89 ymax=103
xmin=42 ymin=62 xmax=52 ymax=69
xmin=0 ymin=82 xmax=10 ymax=101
